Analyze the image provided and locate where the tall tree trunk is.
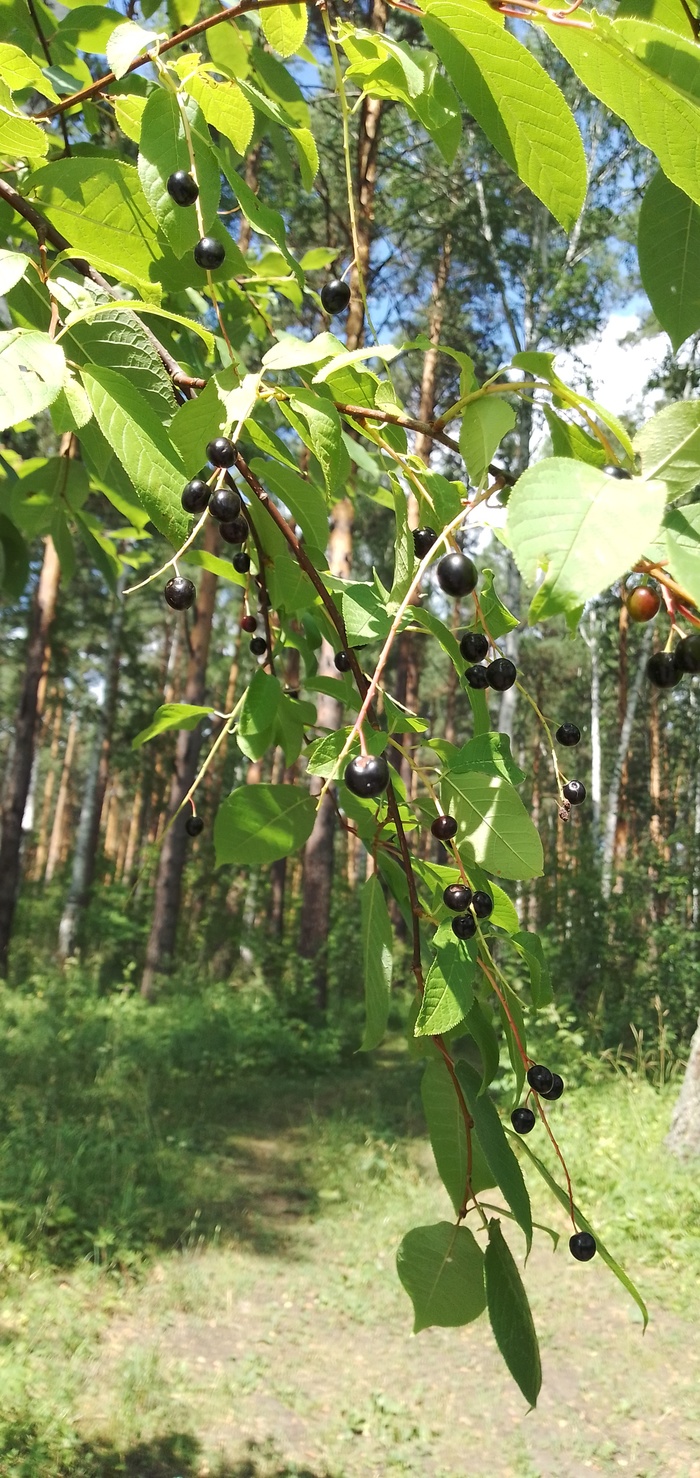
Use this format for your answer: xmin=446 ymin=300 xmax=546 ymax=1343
xmin=141 ymin=524 xmax=219 ymax=997
xmin=298 ymin=7 xmax=385 ymax=1008
xmin=58 ymin=575 xmax=126 ymax=959
xmin=0 ymin=532 xmax=62 ymax=973
xmin=583 ymin=606 xmax=602 ymax=849
xmin=31 ymin=698 xmax=63 ymax=880
xmin=44 ymin=713 xmax=78 ymax=884
xmin=667 ymin=1015 xmax=700 ymax=1158
xmin=613 ymin=603 xmax=630 ymax=870
xmin=601 ymin=624 xmax=654 ymax=901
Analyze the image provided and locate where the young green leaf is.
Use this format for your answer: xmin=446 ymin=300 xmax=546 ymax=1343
xmin=132 ymin=703 xmax=213 ymax=748
xmin=106 ymin=19 xmax=158 ymax=79
xmin=635 ymin=400 xmax=700 ymax=500
xmin=0 ymin=330 xmax=65 ymax=431
xmin=237 ymin=671 xmax=281 ymax=762
xmin=184 ymin=69 xmax=255 ymax=157
xmin=29 ymin=158 xmax=161 ymax=286
xmin=460 ymin=397 xmax=516 ymax=485
xmin=214 ymin=783 xmax=317 ymax=866
xmin=249 ymin=458 xmax=329 ymax=552
xmin=485 ymin=1219 xmax=542 ymax=1407
xmin=261 ymin=2 xmax=308 ymax=57
xmin=664 ymin=504 xmax=700 ymax=606
xmin=360 ymin=873 xmax=393 ymax=1050
xmin=396 ymin=1221 xmax=486 ymax=1332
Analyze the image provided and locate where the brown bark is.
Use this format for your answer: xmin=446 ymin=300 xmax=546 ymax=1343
xmin=0 ymin=534 xmax=62 ymax=972
xmin=140 ymin=522 xmax=219 ymax=997
xmin=31 ymin=699 xmax=63 ymax=880
xmin=44 ymin=713 xmax=78 ymax=884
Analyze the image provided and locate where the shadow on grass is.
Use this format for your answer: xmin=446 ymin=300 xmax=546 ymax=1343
xmin=0 ymin=1430 xmax=335 ymax=1478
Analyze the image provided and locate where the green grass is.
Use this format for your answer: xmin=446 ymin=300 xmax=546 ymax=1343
xmin=0 ymin=976 xmax=697 ymax=1475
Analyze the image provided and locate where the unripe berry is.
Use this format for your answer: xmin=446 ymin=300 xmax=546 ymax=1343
xmin=241 ymin=615 xmax=257 ymax=633
xmin=626 ymin=585 xmax=660 ymax=623
xmin=344 ymin=754 xmax=390 ymax=799
xmin=443 ymin=883 xmax=472 ymax=912
xmin=511 ymin=1106 xmax=536 ymax=1134
xmin=431 ymin=814 xmax=457 ymax=842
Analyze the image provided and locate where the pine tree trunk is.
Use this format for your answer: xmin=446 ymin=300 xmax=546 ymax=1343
xmin=58 ymin=575 xmax=126 ymax=959
xmin=44 ymin=712 xmax=78 ymax=884
xmin=141 ymin=525 xmax=219 ymax=997
xmin=601 ymin=624 xmax=654 ymax=901
xmin=0 ymin=534 xmax=62 ymax=972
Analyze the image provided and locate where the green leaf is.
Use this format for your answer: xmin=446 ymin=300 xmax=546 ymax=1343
xmin=464 ymin=998 xmax=500 ymax=1091
xmin=411 ymin=605 xmax=489 ymax=732
xmin=616 ymin=0 xmax=693 ymax=30
xmin=442 ymin=771 xmax=543 ymax=882
xmin=0 ymin=514 xmax=29 ymax=599
xmin=0 ymin=249 xmax=30 ymax=295
xmin=543 ymin=406 xmax=607 ymax=469
xmin=0 ymin=42 xmax=58 ymax=99
xmin=260 ymin=2 xmax=307 ymax=57
xmin=484 ymin=1220 xmax=542 ymax=1408
xmin=248 ymin=458 xmax=328 ymax=552
xmin=665 ymin=504 xmax=700 ymax=605
xmin=415 ymin=936 xmax=476 ymax=1035
xmin=458 ymin=1062 xmax=533 ymax=1250
xmin=411 ymin=68 xmax=461 ymax=164
xmin=131 ymin=702 xmax=212 ymax=748
xmin=29 ymin=158 xmax=160 ymax=285
xmin=507 ymin=458 xmax=667 ymax=623
xmin=81 ymin=365 xmax=189 ymax=546
xmin=138 ymin=90 xmax=220 ymax=258
xmin=423 ymin=2 xmax=586 ymax=229
xmin=262 ymin=331 xmax=344 ymax=372
xmin=514 ymin=1137 xmax=649 ymax=1328
xmin=218 ymin=155 xmax=303 ymax=285
xmin=237 ymin=670 xmax=281 ymax=761
xmin=287 ymin=389 xmax=350 ymax=495
xmin=360 ymin=873 xmax=393 ymax=1051
xmin=0 ymin=89 xmax=48 ymax=159
xmin=214 ymin=783 xmax=316 ymax=866
xmin=512 ymin=931 xmax=552 ymax=1009
xmin=449 ymin=731 xmax=525 ymax=786
xmin=184 ymin=69 xmax=255 ymax=157
xmin=421 ymin=1059 xmax=496 ymax=1212
xmin=638 ymin=171 xmax=700 ymax=351
xmin=341 ymin=582 xmax=393 ymax=642
xmin=0 ymin=330 xmax=65 ymax=431
xmin=245 ymin=496 xmax=316 ymax=614
xmin=62 ymin=308 xmax=178 ymax=422
xmin=396 ymin=1221 xmax=486 ymax=1333
xmin=106 ymin=19 xmax=157 ymax=77
xmin=460 ymin=397 xmax=516 ymax=484
xmin=635 ymin=400 xmax=700 ymax=499
xmin=390 ymin=480 xmax=414 ymax=603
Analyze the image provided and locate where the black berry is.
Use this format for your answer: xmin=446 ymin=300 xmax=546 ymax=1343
xmin=241 ymin=614 xmax=257 ymax=633
xmin=334 ymin=650 xmax=352 ymax=672
xmin=452 ymin=913 xmax=476 ymax=941
xmin=185 ymin=814 xmax=204 ymax=837
xmin=208 ymin=486 xmax=241 ymax=522
xmin=167 ymin=170 xmax=199 ymax=206
xmin=542 ymin=1072 xmax=564 ymax=1102
xmin=181 ymin=478 xmax=210 ymax=514
xmin=646 ymin=651 xmax=682 ymax=689
xmin=563 ymin=779 xmax=586 ymax=805
xmin=431 ymin=814 xmax=457 ymax=842
xmin=471 ymin=891 xmax=493 ymax=919
xmin=232 ymin=551 xmax=250 ymax=574
xmin=603 ymin=465 xmax=631 ymax=479
xmin=206 ymin=438 xmax=237 ymax=469
xmin=460 ymin=631 xmax=489 ymax=662
xmin=164 ymin=576 xmax=196 ymax=611
xmin=526 ymin=1063 xmax=554 ymax=1095
xmin=437 ymin=552 xmax=478 ymax=598
xmin=194 ymin=236 xmax=225 ymax=270
xmin=569 ymin=1230 xmax=597 ymax=1262
xmin=413 ymin=526 xmax=438 ymax=559
xmin=465 ymin=664 xmax=489 ymax=690
xmin=488 ymin=657 xmax=517 ymax=691
xmin=250 ymin=636 xmax=267 ymax=656
xmin=443 ymin=883 xmax=472 ymax=912
xmin=511 ymin=1106 xmax=536 ymax=1134
xmin=220 ymin=516 xmax=248 ymax=545
xmin=675 ymin=634 xmax=700 ymax=674
xmin=556 ymin=722 xmax=581 ymax=747
xmin=321 ymin=279 xmax=351 ymax=315
xmin=344 ymin=754 xmax=390 ymax=799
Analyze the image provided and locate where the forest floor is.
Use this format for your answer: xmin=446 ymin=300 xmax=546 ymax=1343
xmin=0 ymin=994 xmax=698 ymax=1478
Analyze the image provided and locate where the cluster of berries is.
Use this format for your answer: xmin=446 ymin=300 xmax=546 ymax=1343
xmin=441 ymin=879 xmax=493 ymax=940
xmin=412 ymin=530 xmax=518 ymax=690
xmin=511 ymin=1064 xmax=596 ymax=1261
xmin=461 ymin=631 xmax=517 ymax=693
xmin=166 ymin=170 xmax=226 ymax=272
xmin=647 ymin=633 xmax=700 ymax=690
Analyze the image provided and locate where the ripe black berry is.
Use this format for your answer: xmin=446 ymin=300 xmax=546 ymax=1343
xmin=431 ymin=814 xmax=457 ymax=842
xmin=646 ymin=651 xmax=682 ymax=689
xmin=603 ymin=465 xmax=631 ymax=479
xmin=344 ymin=754 xmax=390 ymax=799
xmin=208 ymin=485 xmax=241 ymax=522
xmin=452 ymin=912 xmax=476 ymax=941
xmin=206 ymin=438 xmax=237 ymax=469
xmin=526 ymin=1063 xmax=554 ymax=1095
xmin=241 ymin=614 xmax=257 ymax=633
xmin=220 ymin=516 xmax=248 ymax=545
xmin=487 ymin=657 xmax=517 ymax=691
xmin=460 ymin=631 xmax=489 ymax=662
xmin=167 ymin=170 xmax=199 ymax=206
xmin=563 ymin=779 xmax=586 ymax=805
xmin=569 ymin=1230 xmax=597 ymax=1261
xmin=437 ymin=552 xmax=478 ymax=598
xmin=443 ymin=883 xmax=472 ymax=912
xmin=471 ymin=891 xmax=493 ymax=919
xmin=334 ymin=650 xmax=352 ymax=672
xmin=250 ymin=636 xmax=267 ymax=656
xmin=511 ymin=1106 xmax=536 ymax=1134
xmin=413 ymin=526 xmax=438 ymax=559
xmin=194 ymin=236 xmax=225 ymax=270
xmin=675 ymin=634 xmax=700 ymax=674
xmin=542 ymin=1072 xmax=564 ymax=1102
xmin=164 ymin=576 xmax=196 ymax=611
xmin=321 ymin=279 xmax=351 ymax=315
xmin=185 ymin=814 xmax=204 ymax=837
xmin=465 ymin=664 xmax=490 ymax=690
xmin=181 ymin=478 xmax=210 ymax=514
xmin=556 ymin=722 xmax=581 ymax=747
xmin=232 ymin=551 xmax=250 ymax=574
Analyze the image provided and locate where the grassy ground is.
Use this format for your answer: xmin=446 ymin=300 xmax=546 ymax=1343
xmin=0 ymin=980 xmax=698 ymax=1477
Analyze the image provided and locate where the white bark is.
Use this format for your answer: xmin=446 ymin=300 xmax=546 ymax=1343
xmin=600 ymin=624 xmax=654 ymax=901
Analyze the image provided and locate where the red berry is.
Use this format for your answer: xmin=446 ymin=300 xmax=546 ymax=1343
xmin=626 ymin=585 xmax=660 ymax=623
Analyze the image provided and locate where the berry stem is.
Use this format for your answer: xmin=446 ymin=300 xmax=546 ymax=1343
xmin=476 ymin=952 xmax=530 ymax=1069
xmin=531 ymin=1093 xmax=577 ymax=1226
xmin=124 ymin=506 xmax=211 ymax=596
